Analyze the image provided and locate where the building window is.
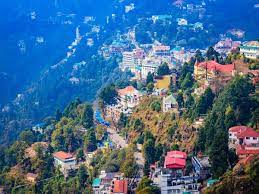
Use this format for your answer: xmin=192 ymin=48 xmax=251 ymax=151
xmin=253 ymin=137 xmax=257 ymax=140
xmin=246 ymin=137 xmax=249 ymax=140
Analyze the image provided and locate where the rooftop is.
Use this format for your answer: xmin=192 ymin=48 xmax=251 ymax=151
xmin=53 ymin=151 xmax=74 ymax=161
xmin=118 ymin=86 xmax=139 ymax=96
xmin=112 ymin=180 xmax=128 ymax=193
xmin=229 ymin=126 xmax=252 ymax=133
xmin=166 ymin=151 xmax=187 ymax=159
xmin=196 ymin=60 xmax=234 ymax=74
xmin=92 ymin=178 xmax=101 ymax=187
xmin=237 ymin=127 xmax=259 ymax=138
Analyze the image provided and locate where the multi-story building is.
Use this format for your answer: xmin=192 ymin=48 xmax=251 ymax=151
xmin=141 ymin=59 xmax=160 ymax=79
xmin=121 ymin=51 xmax=136 ymax=71
xmin=153 ymin=45 xmax=171 ymax=56
xmin=240 ymin=41 xmax=259 ymax=59
xmin=53 ymin=151 xmax=77 ymax=177
xmin=214 ymin=38 xmax=241 ymax=55
xmin=194 ymin=60 xmax=235 ymax=92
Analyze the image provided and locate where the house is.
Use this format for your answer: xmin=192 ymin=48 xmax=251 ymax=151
xmin=191 ymin=156 xmax=211 ymax=180
xmin=194 ymin=60 xmax=235 ymax=92
xmin=177 ymin=18 xmax=188 ymax=26
xmin=141 ymin=59 xmax=160 ymax=79
xmin=32 ymin=123 xmax=45 ymax=134
xmin=92 ymin=178 xmax=102 ymax=194
xmin=117 ymin=86 xmax=142 ymax=113
xmin=228 ymin=126 xmax=259 ymax=158
xmin=240 ymin=41 xmax=259 ymax=59
xmin=152 ymin=45 xmax=171 ymax=56
xmin=228 ymin=126 xmax=251 ymax=145
xmin=164 ymin=151 xmax=187 ymax=177
xmin=110 ymin=179 xmax=128 ymax=194
xmin=53 ymin=151 xmax=77 ymax=177
xmin=152 ymin=15 xmax=172 ymax=23
xmin=214 ymin=38 xmax=241 ymax=55
xmin=162 ymin=94 xmax=178 ymax=113
xmin=26 ymin=173 xmax=38 ymax=183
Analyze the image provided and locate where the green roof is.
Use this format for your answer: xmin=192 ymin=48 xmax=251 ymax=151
xmin=207 ymin=179 xmax=219 ymax=185
xmin=92 ymin=178 xmax=101 ymax=187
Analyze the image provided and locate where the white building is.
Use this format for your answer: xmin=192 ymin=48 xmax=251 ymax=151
xmin=121 ymin=51 xmax=136 ymax=72
xmin=117 ymin=86 xmax=142 ymax=113
xmin=240 ymin=41 xmax=259 ymax=59
xmin=153 ymin=45 xmax=171 ymax=56
xmin=177 ymin=18 xmax=188 ymax=26
xmin=53 ymin=151 xmax=77 ymax=177
xmin=162 ymin=95 xmax=178 ymax=113
xmin=141 ymin=59 xmax=160 ymax=79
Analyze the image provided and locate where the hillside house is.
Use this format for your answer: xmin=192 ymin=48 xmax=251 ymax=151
xmin=240 ymin=41 xmax=259 ymax=59
xmin=228 ymin=126 xmax=259 ymax=158
xmin=110 ymin=179 xmax=128 ymax=194
xmin=194 ymin=60 xmax=235 ymax=92
xmin=53 ymin=151 xmax=77 ymax=177
xmin=162 ymin=94 xmax=178 ymax=113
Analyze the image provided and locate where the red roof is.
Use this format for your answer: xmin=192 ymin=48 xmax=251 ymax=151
xmin=53 ymin=151 xmax=74 ymax=160
xmin=112 ymin=180 xmax=128 ymax=194
xmin=236 ymin=145 xmax=259 ymax=155
xmin=118 ymin=86 xmax=137 ymax=96
xmin=164 ymin=157 xmax=186 ymax=169
xmin=166 ymin=151 xmax=187 ymax=159
xmin=196 ymin=60 xmax=234 ymax=74
xmin=236 ymin=127 xmax=259 ymax=138
xmin=229 ymin=126 xmax=251 ymax=133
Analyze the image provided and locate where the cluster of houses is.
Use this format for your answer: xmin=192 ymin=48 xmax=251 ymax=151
xmin=228 ymin=126 xmax=259 ymax=158
xmin=92 ymin=171 xmax=128 ymax=194
xmin=150 ymin=150 xmax=212 ymax=194
xmin=119 ymin=44 xmax=195 ymax=81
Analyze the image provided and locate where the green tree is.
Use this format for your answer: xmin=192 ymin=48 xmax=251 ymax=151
xmin=76 ymin=149 xmax=85 ymax=162
xmin=176 ymin=91 xmax=184 ymax=108
xmin=180 ymin=72 xmax=194 ymax=90
xmin=99 ymin=84 xmax=118 ymax=105
xmin=209 ymin=130 xmax=229 ymax=178
xmin=77 ymin=165 xmax=89 ymax=188
xmin=19 ymin=130 xmax=35 ymax=145
xmin=143 ymin=139 xmax=156 ymax=165
xmin=206 ymin=46 xmax=220 ymax=61
xmin=224 ymin=105 xmax=236 ymax=129
xmin=147 ymin=82 xmax=154 ymax=93
xmin=146 ymin=72 xmax=154 ymax=85
xmin=136 ymin=177 xmax=160 ymax=194
xmin=157 ymin=62 xmax=170 ymax=76
xmin=84 ymin=128 xmax=97 ymax=152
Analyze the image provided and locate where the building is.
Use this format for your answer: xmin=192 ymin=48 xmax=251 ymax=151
xmin=228 ymin=126 xmax=259 ymax=158
xmin=141 ymin=59 xmax=160 ymax=79
xmin=32 ymin=123 xmax=45 ymax=134
xmin=121 ymin=51 xmax=136 ymax=72
xmin=177 ymin=18 xmax=188 ymax=26
xmin=194 ymin=60 xmax=235 ymax=92
xmin=152 ymin=15 xmax=172 ymax=23
xmin=164 ymin=151 xmax=187 ymax=177
xmin=117 ymin=86 xmax=142 ymax=114
xmin=228 ymin=126 xmax=251 ymax=145
xmin=191 ymin=156 xmax=211 ymax=180
xmin=110 ymin=179 xmax=128 ymax=194
xmin=214 ymin=38 xmax=241 ymax=55
xmin=153 ymin=45 xmax=171 ymax=56
xmin=240 ymin=41 xmax=259 ymax=59
xmin=53 ymin=151 xmax=77 ymax=176
xmin=162 ymin=94 xmax=178 ymax=113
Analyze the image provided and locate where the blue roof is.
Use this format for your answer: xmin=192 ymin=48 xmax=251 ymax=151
xmin=92 ymin=178 xmax=101 ymax=187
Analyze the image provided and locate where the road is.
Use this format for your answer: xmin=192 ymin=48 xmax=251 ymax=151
xmin=107 ymin=127 xmax=145 ymax=169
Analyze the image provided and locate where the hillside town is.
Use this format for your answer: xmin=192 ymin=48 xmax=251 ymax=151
xmin=0 ymin=1 xmax=258 ymax=194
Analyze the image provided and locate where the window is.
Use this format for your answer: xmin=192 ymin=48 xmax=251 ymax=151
xmin=253 ymin=137 xmax=257 ymax=140
xmin=246 ymin=137 xmax=249 ymax=139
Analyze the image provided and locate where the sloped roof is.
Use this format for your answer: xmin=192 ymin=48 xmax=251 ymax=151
xmin=164 ymin=94 xmax=177 ymax=105
xmin=237 ymin=127 xmax=259 ymax=138
xmin=164 ymin=157 xmax=186 ymax=169
xmin=113 ymin=180 xmax=128 ymax=193
xmin=53 ymin=151 xmax=73 ymax=161
xmin=118 ymin=86 xmax=138 ymax=96
xmin=166 ymin=151 xmax=187 ymax=159
xmin=229 ymin=126 xmax=251 ymax=133
xmin=196 ymin=60 xmax=234 ymax=74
